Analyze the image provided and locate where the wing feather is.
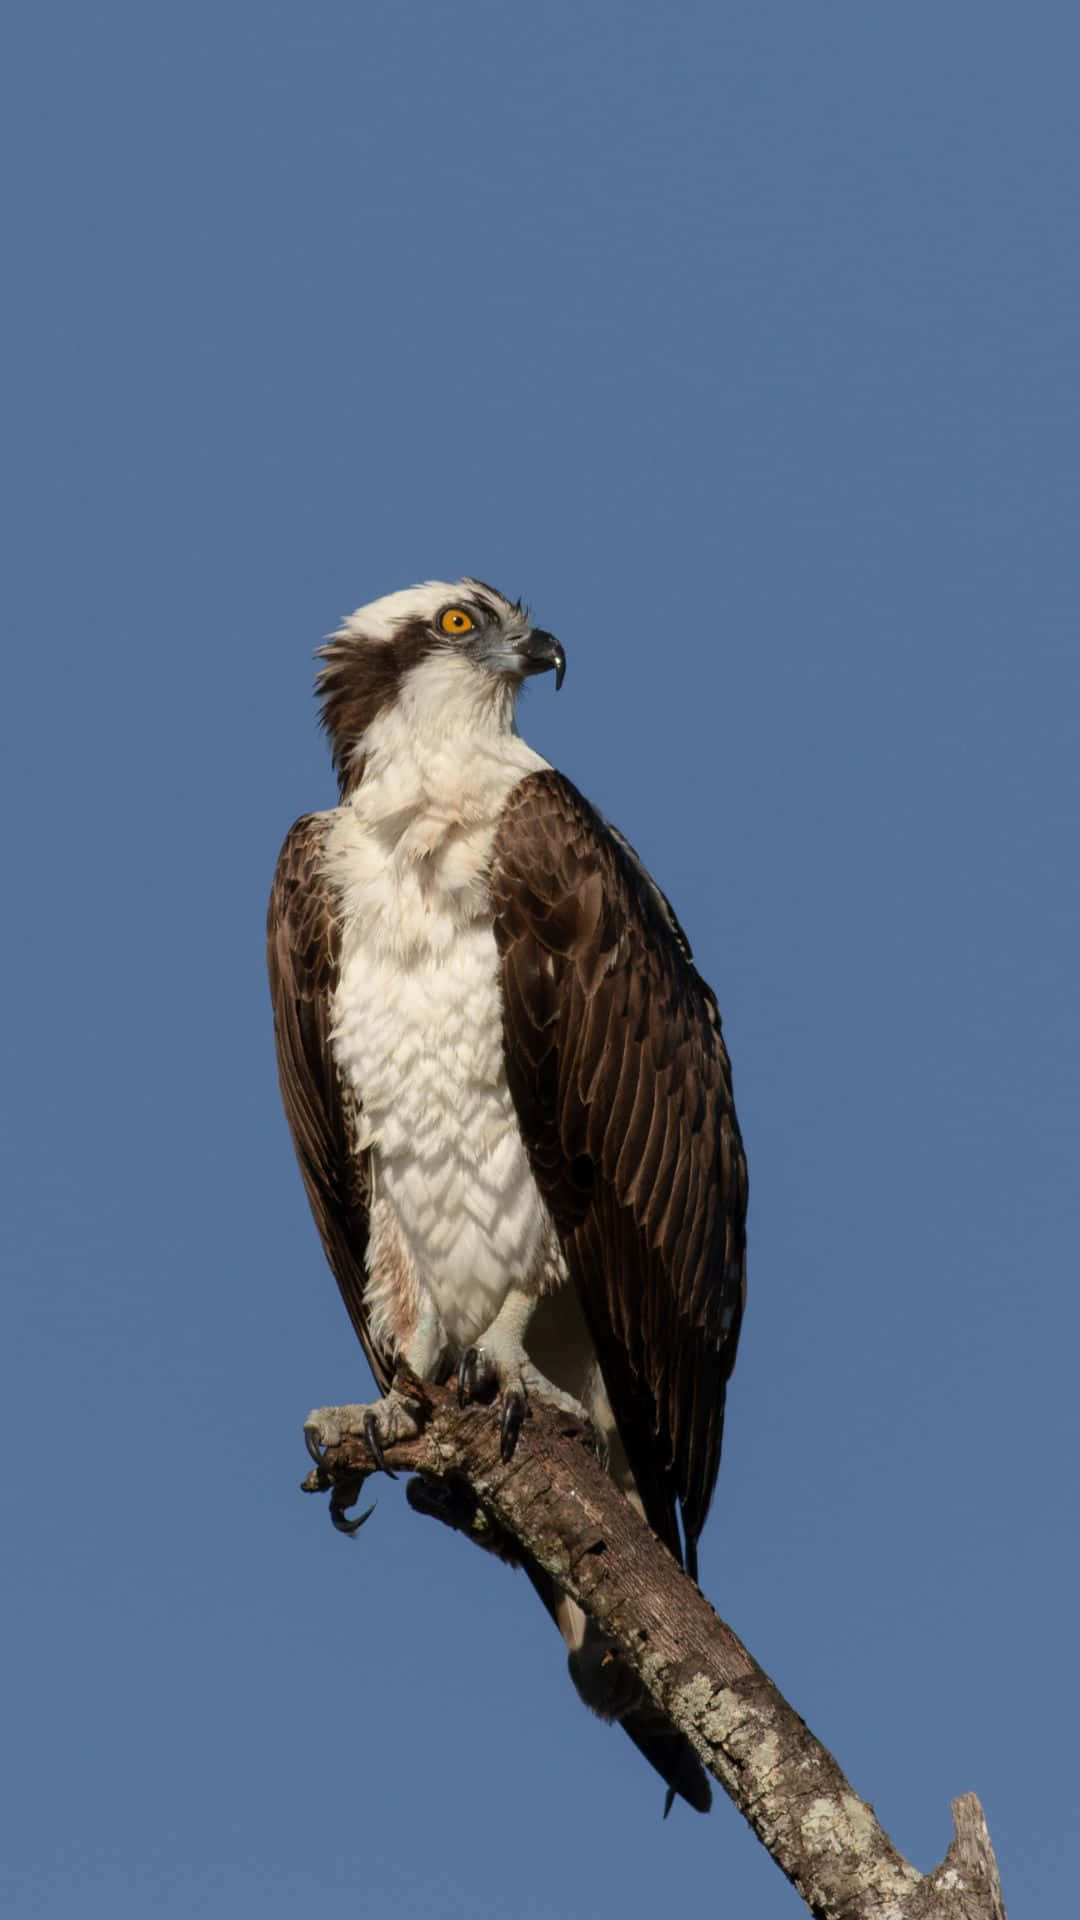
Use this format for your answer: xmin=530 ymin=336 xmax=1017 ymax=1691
xmin=491 ymin=771 xmax=747 ymax=1570
xmin=267 ymin=813 xmax=391 ymax=1396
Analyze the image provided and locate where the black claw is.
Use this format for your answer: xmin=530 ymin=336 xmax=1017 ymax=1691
xmin=457 ymin=1347 xmax=478 ymax=1407
xmin=500 ymin=1385 xmax=528 ymax=1462
xmin=663 ymin=1786 xmax=676 ymax=1820
xmin=330 ymin=1484 xmax=376 ymax=1535
xmin=363 ymin=1412 xmax=397 ymax=1479
xmin=304 ymin=1426 xmax=327 ymax=1470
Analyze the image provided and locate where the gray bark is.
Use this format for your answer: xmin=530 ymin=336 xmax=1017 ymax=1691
xmin=303 ymin=1379 xmax=1006 ymax=1920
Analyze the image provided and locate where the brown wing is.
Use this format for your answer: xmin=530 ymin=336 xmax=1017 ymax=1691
xmin=491 ymin=771 xmax=747 ymax=1574
xmin=267 ymin=813 xmax=391 ymax=1395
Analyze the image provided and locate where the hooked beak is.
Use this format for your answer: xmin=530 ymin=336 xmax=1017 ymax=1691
xmin=516 ymin=628 xmax=566 ymax=690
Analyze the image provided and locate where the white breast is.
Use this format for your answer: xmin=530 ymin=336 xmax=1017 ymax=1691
xmin=324 ymin=700 xmax=552 ymax=1348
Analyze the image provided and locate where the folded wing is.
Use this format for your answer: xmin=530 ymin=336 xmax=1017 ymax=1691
xmin=491 ymin=771 xmax=747 ymax=1574
xmin=267 ymin=813 xmax=390 ymax=1395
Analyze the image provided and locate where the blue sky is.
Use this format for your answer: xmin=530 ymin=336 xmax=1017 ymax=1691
xmin=3 ymin=5 xmax=1078 ymax=1914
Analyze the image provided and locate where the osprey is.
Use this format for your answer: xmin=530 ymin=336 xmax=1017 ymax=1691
xmin=268 ymin=580 xmax=747 ymax=1813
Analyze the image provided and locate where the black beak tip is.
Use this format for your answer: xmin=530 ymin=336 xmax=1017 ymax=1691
xmin=517 ymin=627 xmax=566 ymax=690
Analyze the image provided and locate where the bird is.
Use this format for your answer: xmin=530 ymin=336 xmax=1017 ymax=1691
xmin=267 ymin=579 xmax=747 ymax=1814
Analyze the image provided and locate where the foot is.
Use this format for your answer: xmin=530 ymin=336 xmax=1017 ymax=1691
xmin=304 ymin=1386 xmax=423 ymax=1479
xmin=456 ymin=1335 xmax=588 ymax=1462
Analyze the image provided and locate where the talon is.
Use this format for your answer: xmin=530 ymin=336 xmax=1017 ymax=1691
xmin=457 ymin=1347 xmax=478 ymax=1407
xmin=304 ymin=1425 xmax=327 ymax=1470
xmin=363 ymin=1412 xmax=397 ymax=1479
xmin=330 ymin=1484 xmax=376 ymax=1535
xmin=500 ymin=1384 xmax=528 ymax=1461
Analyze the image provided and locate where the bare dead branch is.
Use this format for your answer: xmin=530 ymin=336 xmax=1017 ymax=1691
xmin=302 ymin=1379 xmax=1006 ymax=1920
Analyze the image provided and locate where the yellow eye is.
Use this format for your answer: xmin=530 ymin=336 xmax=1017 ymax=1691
xmin=439 ymin=606 xmax=476 ymax=635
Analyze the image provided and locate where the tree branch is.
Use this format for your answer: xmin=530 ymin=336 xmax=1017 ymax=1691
xmin=302 ymin=1379 xmax=1006 ymax=1920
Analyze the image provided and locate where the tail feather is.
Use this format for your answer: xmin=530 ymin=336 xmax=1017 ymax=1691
xmin=619 ymin=1712 xmax=712 ymax=1816
xmin=523 ymin=1556 xmax=711 ymax=1815
xmin=408 ymin=1496 xmax=712 ymax=1815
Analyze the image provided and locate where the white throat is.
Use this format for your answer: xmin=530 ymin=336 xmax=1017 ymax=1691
xmin=347 ymin=652 xmax=544 ymax=840
xmin=324 ymin=653 xmax=549 ymax=964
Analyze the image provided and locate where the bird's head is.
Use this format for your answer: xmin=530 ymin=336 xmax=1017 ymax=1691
xmin=316 ymin=579 xmax=564 ymax=795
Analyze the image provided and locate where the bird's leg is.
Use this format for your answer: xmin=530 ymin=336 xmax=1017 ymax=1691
xmin=457 ymin=1285 xmax=589 ymax=1461
xmin=304 ymin=1297 xmax=447 ymax=1479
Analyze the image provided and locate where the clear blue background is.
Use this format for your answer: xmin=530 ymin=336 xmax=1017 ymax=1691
xmin=3 ymin=5 xmax=1077 ymax=1914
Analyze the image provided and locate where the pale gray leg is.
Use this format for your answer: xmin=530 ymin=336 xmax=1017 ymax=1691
xmin=457 ymin=1284 xmax=589 ymax=1460
xmin=304 ymin=1298 xmax=449 ymax=1475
